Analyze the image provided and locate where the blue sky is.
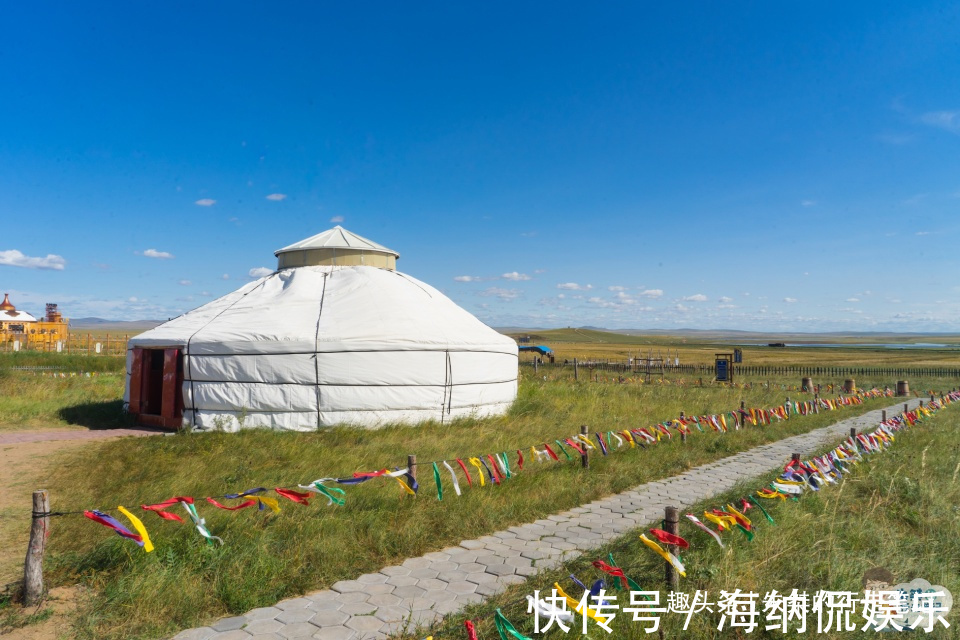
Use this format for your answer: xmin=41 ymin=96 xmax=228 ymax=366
xmin=2 ymin=2 xmax=959 ymax=331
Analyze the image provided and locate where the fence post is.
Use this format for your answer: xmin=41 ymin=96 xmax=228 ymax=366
xmin=23 ymin=489 xmax=49 ymax=606
xmin=580 ymin=425 xmax=589 ymax=469
xmin=407 ymin=455 xmax=417 ymax=484
xmin=850 ymin=428 xmax=857 ymax=439
xmin=679 ymin=411 xmax=687 ymax=443
xmin=791 ymin=452 xmax=801 ymax=465
xmin=574 ymin=358 xmax=579 ymax=382
xmin=882 ymin=410 xmax=887 ymax=422
xmin=664 ymin=506 xmax=679 ymax=591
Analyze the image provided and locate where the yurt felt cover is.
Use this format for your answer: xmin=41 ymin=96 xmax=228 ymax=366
xmin=125 ymin=266 xmax=518 ymax=431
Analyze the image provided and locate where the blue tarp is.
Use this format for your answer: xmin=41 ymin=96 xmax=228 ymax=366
xmin=519 ymin=345 xmax=553 ymax=356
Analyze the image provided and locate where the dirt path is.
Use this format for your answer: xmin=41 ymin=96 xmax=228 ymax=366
xmin=1 ymin=428 xmax=163 ymax=640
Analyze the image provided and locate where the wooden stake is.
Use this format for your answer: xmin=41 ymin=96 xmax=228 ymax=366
xmin=407 ymin=455 xmax=417 ymax=483
xmin=580 ymin=425 xmax=589 ymax=469
xmin=23 ymin=489 xmax=49 ymax=606
xmin=664 ymin=506 xmax=679 ymax=591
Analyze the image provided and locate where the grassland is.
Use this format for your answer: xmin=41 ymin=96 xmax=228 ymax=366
xmin=513 ymin=328 xmax=960 ymax=368
xmin=26 ymin=375 xmax=898 ymax=638
xmin=1 ymin=336 xmax=957 ymax=639
xmin=0 ymin=353 xmax=127 ymax=431
xmin=426 ymin=400 xmax=960 ymax=640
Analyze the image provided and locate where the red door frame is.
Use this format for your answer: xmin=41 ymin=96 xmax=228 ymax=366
xmin=129 ymin=347 xmax=183 ymax=430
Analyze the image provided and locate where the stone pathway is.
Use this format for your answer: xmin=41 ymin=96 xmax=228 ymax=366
xmin=0 ymin=426 xmax=167 ymax=445
xmin=173 ymin=399 xmax=922 ymax=640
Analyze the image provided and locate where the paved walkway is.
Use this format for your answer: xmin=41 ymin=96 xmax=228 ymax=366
xmin=0 ymin=427 xmax=168 ymax=445
xmin=173 ymin=400 xmax=922 ymax=640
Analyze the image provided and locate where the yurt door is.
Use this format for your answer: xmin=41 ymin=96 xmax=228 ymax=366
xmin=129 ymin=347 xmax=184 ymax=430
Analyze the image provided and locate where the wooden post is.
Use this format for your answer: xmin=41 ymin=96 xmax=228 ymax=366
xmin=904 ymin=403 xmax=909 ymax=413
xmin=534 ymin=358 xmax=538 ymax=374
xmin=791 ymin=453 xmax=801 ymax=465
xmin=850 ymin=428 xmax=857 ymax=439
xmin=882 ymin=410 xmax=887 ymax=422
xmin=407 ymin=455 xmax=417 ymax=484
xmin=86 ymin=333 xmax=91 ymax=355
xmin=930 ymin=394 xmax=935 ymax=404
xmin=580 ymin=425 xmax=589 ymax=469
xmin=574 ymin=358 xmax=579 ymax=382
xmin=664 ymin=506 xmax=679 ymax=591
xmin=679 ymin=412 xmax=687 ymax=443
xmin=23 ymin=489 xmax=49 ymax=606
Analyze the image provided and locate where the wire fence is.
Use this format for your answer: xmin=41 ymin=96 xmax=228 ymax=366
xmin=0 ymin=332 xmax=129 ymax=356
xmin=521 ymin=360 xmax=960 ymax=379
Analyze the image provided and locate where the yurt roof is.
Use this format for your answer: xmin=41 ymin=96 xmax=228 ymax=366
xmin=274 ymin=226 xmax=400 ymax=258
xmin=2 ymin=309 xmax=37 ymax=322
xmin=129 ymin=266 xmax=515 ymax=354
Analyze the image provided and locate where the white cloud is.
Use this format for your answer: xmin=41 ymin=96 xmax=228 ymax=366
xmin=501 ymin=272 xmax=531 ymax=281
xmin=200 ymin=291 xmax=212 ymax=297
xmin=801 ymin=200 xmax=816 ymax=207
xmin=0 ymin=249 xmax=66 ymax=270
xmin=178 ymin=279 xmax=192 ymax=286
xmin=478 ymin=287 xmax=521 ymax=301
xmin=717 ymin=304 xmax=737 ymax=309
xmin=639 ymin=289 xmax=663 ymax=299
xmin=143 ymin=249 xmax=174 ymax=259
xmin=682 ymin=293 xmax=708 ymax=302
xmin=675 ymin=303 xmax=690 ymax=312
xmin=718 ymin=296 xmax=733 ymax=303
xmin=557 ymin=283 xmax=593 ymax=291
xmin=221 ymin=273 xmax=230 ymax=280
xmin=916 ymin=231 xmax=932 ymax=236
xmin=534 ymin=269 xmax=547 ymax=274
xmin=330 ymin=215 xmax=344 ymax=223
xmin=454 ymin=275 xmax=480 ymax=282
xmin=128 ymin=296 xmax=139 ymax=303
xmin=265 ymin=193 xmax=287 ymax=201
xmin=846 ymin=297 xmax=860 ymax=303
xmin=608 ymin=285 xmax=627 ymax=291
xmin=248 ymin=267 xmax=273 ymax=278
xmin=919 ymin=110 xmax=960 ymax=134
xmin=784 ymin=297 xmax=798 ymax=303
xmin=195 ymin=198 xmax=216 ymax=206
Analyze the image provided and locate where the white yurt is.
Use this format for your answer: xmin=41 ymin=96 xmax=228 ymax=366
xmin=124 ymin=227 xmax=518 ymax=431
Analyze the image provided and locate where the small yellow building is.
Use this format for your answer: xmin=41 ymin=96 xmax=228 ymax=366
xmin=0 ymin=294 xmax=69 ymax=349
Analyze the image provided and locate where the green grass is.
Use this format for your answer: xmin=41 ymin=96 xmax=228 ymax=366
xmin=428 ymin=399 xmax=960 ymax=640
xmin=0 ymin=372 xmax=129 ymax=432
xmin=39 ymin=370 xmax=905 ymax=639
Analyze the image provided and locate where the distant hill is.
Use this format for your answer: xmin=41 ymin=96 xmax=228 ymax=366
xmin=497 ymin=326 xmax=960 ymax=345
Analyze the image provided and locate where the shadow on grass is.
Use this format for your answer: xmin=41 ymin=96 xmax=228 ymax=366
xmin=57 ymin=401 xmax=135 ymax=430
